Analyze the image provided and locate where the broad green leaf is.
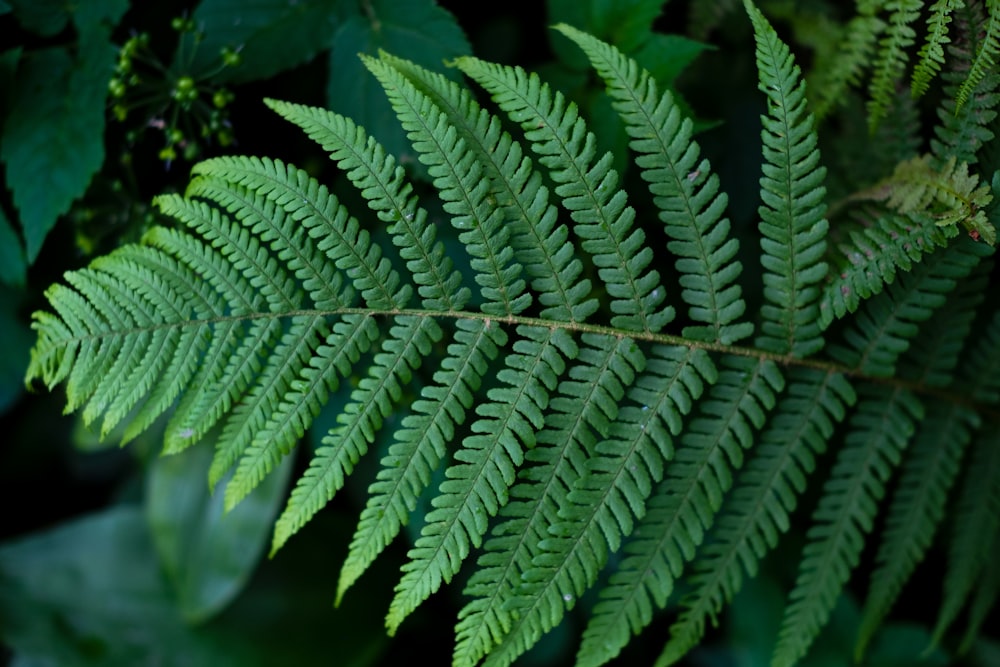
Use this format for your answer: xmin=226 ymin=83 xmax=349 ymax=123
xmin=0 ymin=508 xmax=232 ymax=666
xmin=547 ymin=0 xmax=671 ymax=66
xmin=6 ymin=0 xmax=69 ymax=36
xmin=146 ymin=441 xmax=295 ymax=623
xmin=1 ymin=40 xmax=115 ymax=262
xmin=590 ymin=0 xmax=670 ymax=52
xmin=325 ymin=0 xmax=470 ymax=168
xmin=188 ymin=0 xmax=347 ymax=83
xmin=0 ymin=507 xmax=391 ymax=666
xmin=7 ymin=0 xmax=126 ymax=36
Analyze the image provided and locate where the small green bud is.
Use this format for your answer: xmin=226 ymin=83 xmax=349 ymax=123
xmin=220 ymin=46 xmax=242 ymax=68
xmin=212 ymin=89 xmax=233 ymax=109
xmin=108 ymin=78 xmax=126 ymax=98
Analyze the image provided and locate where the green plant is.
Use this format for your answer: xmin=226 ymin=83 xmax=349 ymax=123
xmin=16 ymin=1 xmax=1000 ymax=667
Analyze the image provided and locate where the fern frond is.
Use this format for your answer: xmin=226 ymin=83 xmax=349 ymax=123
xmin=272 ymin=314 xmax=437 ymax=546
xmin=658 ymin=367 xmax=855 ymax=665
xmin=747 ymin=1 xmax=829 ymax=357
xmin=262 ymin=99 xmax=469 ymax=311
xmin=454 ymin=344 xmax=713 ymax=667
xmin=862 ymin=154 xmax=996 ymax=243
xmin=853 ymin=261 xmax=990 ymax=658
xmin=809 ymin=14 xmax=886 ymax=120
xmin=867 ymin=0 xmax=923 ymax=131
xmin=553 ymin=24 xmax=752 ymax=345
xmin=957 ymin=529 xmax=1000 ymax=654
xmin=772 ymin=383 xmax=921 ymax=667
xmin=911 ymin=0 xmax=964 ymax=97
xmin=931 ymin=4 xmax=1000 ymax=164
xmin=337 ymin=318 xmax=498 ymax=602
xmin=955 ymin=0 xmax=1000 ymax=112
xmin=773 ymin=236 xmax=989 ymax=665
xmin=373 ymin=53 xmax=598 ymax=324
xmin=455 ymin=334 xmax=646 ymax=667
xmin=854 ymin=401 xmax=976 ymax=659
xmin=829 ymin=237 xmax=988 ymax=376
xmin=929 ymin=425 xmax=1000 ymax=648
xmin=576 ymin=356 xmax=783 ymax=667
xmin=189 ymin=156 xmax=409 ymax=309
xmin=387 ymin=325 xmax=571 ymax=634
xmin=86 ymin=247 xmax=216 ymax=439
xmin=455 ymin=55 xmax=673 ymax=334
xmin=362 ymin=54 xmax=530 ymax=318
xmin=819 ymin=211 xmax=959 ymax=326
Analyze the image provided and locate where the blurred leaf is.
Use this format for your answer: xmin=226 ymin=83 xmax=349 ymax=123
xmin=0 ymin=1 xmax=10 ymax=15
xmin=6 ymin=0 xmax=125 ymax=37
xmin=6 ymin=0 xmax=69 ymax=36
xmin=590 ymin=0 xmax=669 ymax=52
xmin=0 ymin=205 xmax=26 ymax=286
xmin=0 ymin=506 xmax=390 ymax=666
xmin=0 ymin=507 xmax=233 ymax=666
xmin=0 ymin=286 xmax=29 ymax=412
xmin=633 ymin=32 xmax=712 ymax=89
xmin=146 ymin=442 xmax=295 ymax=623
xmin=1 ymin=25 xmax=120 ymax=262
xmin=865 ymin=624 xmax=949 ymax=666
xmin=326 ymin=0 xmax=470 ymax=169
xmin=188 ymin=0 xmax=347 ymax=83
xmin=547 ymin=0 xmax=669 ymax=68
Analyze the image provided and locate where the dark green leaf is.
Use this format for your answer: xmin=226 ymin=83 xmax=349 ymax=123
xmin=146 ymin=441 xmax=295 ymax=623
xmin=6 ymin=0 xmax=69 ymax=36
xmin=325 ymin=0 xmax=470 ymax=167
xmin=1 ymin=40 xmax=114 ymax=262
xmin=0 ymin=507 xmax=391 ymax=666
xmin=188 ymin=0 xmax=347 ymax=83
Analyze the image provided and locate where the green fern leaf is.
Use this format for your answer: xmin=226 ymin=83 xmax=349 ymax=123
xmin=854 ymin=262 xmax=991 ymax=657
xmin=911 ymin=0 xmax=964 ymax=98
xmin=658 ymin=367 xmax=855 ymax=666
xmin=362 ymin=54 xmax=530 ymax=317
xmin=854 ymin=401 xmax=976 ymax=659
xmin=337 ymin=318 xmax=498 ymax=602
xmin=454 ymin=55 xmax=673 ymax=334
xmin=262 ymin=98 xmax=470 ymax=312
xmin=809 ymin=14 xmax=886 ymax=120
xmin=455 ymin=334 xmax=646 ymax=667
xmin=819 ymin=212 xmax=958 ymax=327
xmin=772 ymin=383 xmax=921 ymax=667
xmin=867 ymin=0 xmax=923 ymax=131
xmin=371 ymin=53 xmax=598 ymax=324
xmin=957 ymin=530 xmax=1000 ymax=654
xmin=930 ymin=3 xmax=1000 ymax=165
xmin=387 ymin=325 xmax=571 ymax=634
xmin=955 ymin=0 xmax=1000 ymax=112
xmin=929 ymin=426 xmax=1000 ymax=648
xmin=747 ymin=0 xmax=829 ymax=357
xmin=552 ymin=23 xmax=752 ymax=345
xmin=577 ymin=355 xmax=783 ymax=667
xmin=455 ymin=343 xmax=713 ymax=667
xmin=272 ymin=314 xmax=437 ymax=547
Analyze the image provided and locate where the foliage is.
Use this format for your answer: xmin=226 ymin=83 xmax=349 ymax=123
xmin=4 ymin=1 xmax=1000 ymax=666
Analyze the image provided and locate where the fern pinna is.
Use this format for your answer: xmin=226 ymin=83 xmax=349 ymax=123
xmin=25 ymin=1 xmax=1000 ymax=665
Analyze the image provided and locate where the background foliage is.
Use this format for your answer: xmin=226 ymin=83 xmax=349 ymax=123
xmin=1 ymin=0 xmax=998 ymax=665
